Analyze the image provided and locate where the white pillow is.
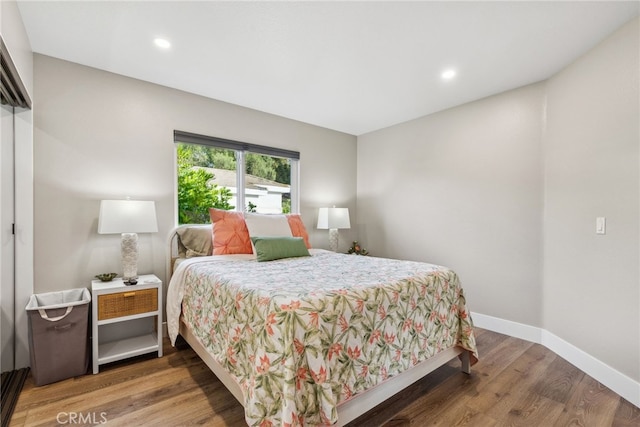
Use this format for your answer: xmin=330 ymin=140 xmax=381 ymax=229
xmin=244 ymin=213 xmax=293 ymax=238
xmin=244 ymin=213 xmax=292 ymax=254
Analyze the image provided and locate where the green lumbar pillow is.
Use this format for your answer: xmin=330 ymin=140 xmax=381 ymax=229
xmin=251 ymin=236 xmax=310 ymax=262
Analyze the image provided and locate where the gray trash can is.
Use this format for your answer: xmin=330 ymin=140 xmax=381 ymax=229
xmin=26 ymin=288 xmax=91 ymax=386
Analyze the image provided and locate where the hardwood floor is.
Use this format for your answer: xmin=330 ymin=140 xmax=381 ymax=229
xmin=9 ymin=328 xmax=639 ymax=426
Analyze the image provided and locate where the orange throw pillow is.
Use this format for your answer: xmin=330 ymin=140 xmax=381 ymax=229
xmin=209 ymin=208 xmax=252 ymax=255
xmin=286 ymin=214 xmax=311 ymax=249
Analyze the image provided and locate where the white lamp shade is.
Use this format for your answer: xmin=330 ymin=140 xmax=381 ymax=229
xmin=98 ymin=200 xmax=158 ymax=234
xmin=317 ymin=207 xmax=351 ymax=230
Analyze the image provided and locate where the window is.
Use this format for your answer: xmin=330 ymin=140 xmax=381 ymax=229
xmin=244 ymin=152 xmax=293 ymax=214
xmin=174 ymin=131 xmax=299 ymax=224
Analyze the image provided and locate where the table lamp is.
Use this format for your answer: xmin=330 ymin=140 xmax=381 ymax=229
xmin=317 ymin=206 xmax=350 ymax=252
xmin=98 ymin=200 xmax=158 ymax=283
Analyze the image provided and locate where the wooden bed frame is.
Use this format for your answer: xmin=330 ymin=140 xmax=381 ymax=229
xmin=167 ymin=225 xmax=471 ymax=425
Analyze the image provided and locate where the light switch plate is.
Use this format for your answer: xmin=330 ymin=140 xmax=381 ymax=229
xmin=596 ymin=217 xmax=606 ymax=235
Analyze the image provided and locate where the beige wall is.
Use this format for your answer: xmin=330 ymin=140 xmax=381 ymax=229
xmin=357 ymin=17 xmax=639 ymax=382
xmin=543 ymin=18 xmax=639 ymax=381
xmin=357 ymin=83 xmax=545 ymax=328
xmin=33 ymin=54 xmax=357 ymax=292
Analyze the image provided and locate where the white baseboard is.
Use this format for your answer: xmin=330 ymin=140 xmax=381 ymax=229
xmin=471 ymin=312 xmax=542 ymax=343
xmin=471 ymin=312 xmax=640 ymax=408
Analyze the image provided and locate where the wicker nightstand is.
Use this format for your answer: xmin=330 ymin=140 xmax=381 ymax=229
xmin=90 ymin=274 xmax=163 ymax=374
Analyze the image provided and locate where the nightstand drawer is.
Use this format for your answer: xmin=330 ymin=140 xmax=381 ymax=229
xmin=98 ymin=288 xmax=158 ymax=320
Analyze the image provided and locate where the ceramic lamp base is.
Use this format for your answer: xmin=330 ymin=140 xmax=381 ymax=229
xmin=329 ymin=228 xmax=339 ymax=252
xmin=121 ymin=232 xmax=139 ymax=281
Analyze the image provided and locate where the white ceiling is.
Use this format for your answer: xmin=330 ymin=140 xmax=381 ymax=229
xmin=17 ymin=1 xmax=639 ymax=135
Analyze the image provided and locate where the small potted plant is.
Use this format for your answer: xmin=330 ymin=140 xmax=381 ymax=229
xmin=348 ymin=241 xmax=369 ymax=256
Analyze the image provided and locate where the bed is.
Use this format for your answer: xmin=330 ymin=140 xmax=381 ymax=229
xmin=166 ymin=213 xmax=478 ymax=426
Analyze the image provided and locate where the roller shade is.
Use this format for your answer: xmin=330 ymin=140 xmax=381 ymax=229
xmin=174 ymin=130 xmax=300 ymax=160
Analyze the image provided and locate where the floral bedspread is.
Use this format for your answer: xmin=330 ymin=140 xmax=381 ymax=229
xmin=167 ymin=250 xmax=477 ymax=426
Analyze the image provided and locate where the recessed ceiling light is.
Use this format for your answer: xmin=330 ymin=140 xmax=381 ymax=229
xmin=154 ymin=38 xmax=171 ymax=49
xmin=441 ymin=69 xmax=457 ymax=80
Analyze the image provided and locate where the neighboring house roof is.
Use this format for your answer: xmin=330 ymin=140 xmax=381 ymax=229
xmin=196 ymin=167 xmax=290 ymax=191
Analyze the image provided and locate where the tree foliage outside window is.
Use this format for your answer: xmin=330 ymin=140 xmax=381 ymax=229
xmin=281 ymin=197 xmax=291 ymax=214
xmin=177 ymin=144 xmax=291 ymax=181
xmin=177 ymin=144 xmax=233 ymax=224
